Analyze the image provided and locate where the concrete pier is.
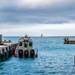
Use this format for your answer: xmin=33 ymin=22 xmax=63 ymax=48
xmin=0 ymin=45 xmax=8 ymax=61
xmin=64 ymin=37 xmax=75 ymax=44
xmin=0 ymin=34 xmax=18 ymax=62
xmin=4 ymin=43 xmax=18 ymax=57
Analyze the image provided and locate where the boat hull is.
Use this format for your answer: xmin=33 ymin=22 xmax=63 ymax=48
xmin=14 ymin=48 xmax=38 ymax=58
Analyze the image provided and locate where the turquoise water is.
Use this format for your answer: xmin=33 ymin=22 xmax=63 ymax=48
xmin=0 ymin=36 xmax=75 ymax=75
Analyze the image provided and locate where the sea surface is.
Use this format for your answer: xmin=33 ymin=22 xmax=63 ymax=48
xmin=0 ymin=36 xmax=75 ymax=75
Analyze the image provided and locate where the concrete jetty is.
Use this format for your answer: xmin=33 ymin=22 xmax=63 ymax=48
xmin=0 ymin=34 xmax=17 ymax=62
xmin=4 ymin=43 xmax=17 ymax=57
xmin=64 ymin=37 xmax=75 ymax=44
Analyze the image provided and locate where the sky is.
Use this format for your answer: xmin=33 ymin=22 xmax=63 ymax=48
xmin=0 ymin=0 xmax=75 ymax=36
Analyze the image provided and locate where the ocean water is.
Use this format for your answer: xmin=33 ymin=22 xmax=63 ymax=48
xmin=0 ymin=36 xmax=75 ymax=75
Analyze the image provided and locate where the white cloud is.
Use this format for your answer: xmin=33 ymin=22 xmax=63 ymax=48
xmin=0 ymin=23 xmax=75 ymax=36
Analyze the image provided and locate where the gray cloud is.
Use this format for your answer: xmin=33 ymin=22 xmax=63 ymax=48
xmin=0 ymin=0 xmax=75 ymax=9
xmin=0 ymin=0 xmax=75 ymax=24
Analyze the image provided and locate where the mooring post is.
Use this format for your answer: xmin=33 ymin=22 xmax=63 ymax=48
xmin=74 ymin=55 xmax=75 ymax=66
xmin=0 ymin=34 xmax=2 ymax=43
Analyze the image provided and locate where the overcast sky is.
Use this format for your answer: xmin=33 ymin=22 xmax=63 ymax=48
xmin=0 ymin=0 xmax=75 ymax=36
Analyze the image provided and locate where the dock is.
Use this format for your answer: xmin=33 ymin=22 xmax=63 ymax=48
xmin=64 ymin=37 xmax=75 ymax=44
xmin=0 ymin=34 xmax=18 ymax=62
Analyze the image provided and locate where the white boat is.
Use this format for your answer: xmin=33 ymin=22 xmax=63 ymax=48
xmin=14 ymin=35 xmax=38 ymax=58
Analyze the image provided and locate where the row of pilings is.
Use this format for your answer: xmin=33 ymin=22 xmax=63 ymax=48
xmin=0 ymin=34 xmax=18 ymax=62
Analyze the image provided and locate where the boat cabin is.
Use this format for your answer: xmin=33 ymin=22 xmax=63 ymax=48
xmin=18 ymin=36 xmax=33 ymax=50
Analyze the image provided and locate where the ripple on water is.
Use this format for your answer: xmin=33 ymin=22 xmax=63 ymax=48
xmin=0 ymin=37 xmax=75 ymax=75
